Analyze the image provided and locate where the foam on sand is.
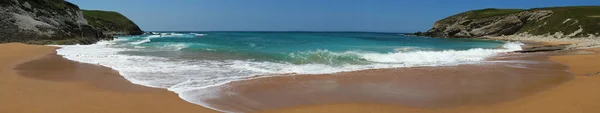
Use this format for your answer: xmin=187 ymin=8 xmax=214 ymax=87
xmin=55 ymin=40 xmax=522 ymax=86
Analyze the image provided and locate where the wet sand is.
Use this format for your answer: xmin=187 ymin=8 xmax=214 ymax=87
xmin=186 ymin=51 xmax=575 ymax=112
xmin=3 ymin=43 xmax=600 ymax=113
xmin=0 ymin=43 xmax=217 ymax=113
xmin=257 ymin=48 xmax=600 ymax=113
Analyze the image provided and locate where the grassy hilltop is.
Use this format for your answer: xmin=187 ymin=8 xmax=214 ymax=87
xmin=0 ymin=0 xmax=105 ymax=44
xmin=82 ymin=10 xmax=144 ymax=35
xmin=520 ymin=6 xmax=600 ymax=36
xmin=422 ymin=6 xmax=600 ymax=38
xmin=0 ymin=0 xmax=143 ymax=45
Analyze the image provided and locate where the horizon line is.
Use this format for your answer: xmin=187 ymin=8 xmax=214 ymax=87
xmin=143 ymin=30 xmax=413 ymax=34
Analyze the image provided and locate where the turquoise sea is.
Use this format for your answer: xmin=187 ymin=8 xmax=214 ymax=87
xmin=125 ymin=32 xmax=507 ymax=65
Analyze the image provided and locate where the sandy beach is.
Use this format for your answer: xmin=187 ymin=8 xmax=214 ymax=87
xmin=191 ymin=49 xmax=571 ymax=112
xmin=2 ymin=0 xmax=599 ymax=112
xmin=0 ymin=43 xmax=217 ymax=113
xmin=259 ymin=48 xmax=600 ymax=113
xmin=2 ymin=43 xmax=600 ymax=113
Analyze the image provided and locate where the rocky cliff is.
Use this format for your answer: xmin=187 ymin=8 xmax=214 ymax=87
xmin=418 ymin=6 xmax=600 ymax=39
xmin=82 ymin=10 xmax=143 ymax=36
xmin=0 ymin=0 xmax=142 ymax=45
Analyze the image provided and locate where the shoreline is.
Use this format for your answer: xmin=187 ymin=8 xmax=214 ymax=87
xmin=257 ymin=47 xmax=600 ymax=113
xmin=189 ymin=48 xmax=575 ymax=112
xmin=2 ymin=42 xmax=600 ymax=113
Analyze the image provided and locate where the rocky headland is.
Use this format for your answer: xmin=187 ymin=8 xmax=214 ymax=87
xmin=82 ymin=10 xmax=143 ymax=36
xmin=0 ymin=0 xmax=142 ymax=45
xmin=416 ymin=6 xmax=600 ymax=50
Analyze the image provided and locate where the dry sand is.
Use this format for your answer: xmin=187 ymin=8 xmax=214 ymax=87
xmin=0 ymin=43 xmax=217 ymax=113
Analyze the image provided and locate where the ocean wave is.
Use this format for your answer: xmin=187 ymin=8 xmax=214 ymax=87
xmin=160 ymin=33 xmax=184 ymax=37
xmin=160 ymin=32 xmax=200 ymax=38
xmin=56 ymin=41 xmax=523 ymax=88
xmin=282 ymin=42 xmax=523 ymax=65
xmin=364 ymin=42 xmax=522 ymax=63
xmin=191 ymin=33 xmax=207 ymax=37
xmin=130 ymin=35 xmax=160 ymax=45
xmin=162 ymin=43 xmax=190 ymax=50
xmin=285 ymin=50 xmax=367 ymax=65
xmin=394 ymin=46 xmax=428 ymax=52
xmin=129 ymin=32 xmax=207 ymax=45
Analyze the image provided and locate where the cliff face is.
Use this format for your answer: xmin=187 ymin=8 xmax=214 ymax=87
xmin=82 ymin=10 xmax=143 ymax=36
xmin=419 ymin=6 xmax=600 ymax=39
xmin=0 ymin=0 xmax=142 ymax=45
xmin=0 ymin=0 xmax=104 ymax=44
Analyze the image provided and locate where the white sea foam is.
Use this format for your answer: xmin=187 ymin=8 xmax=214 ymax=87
xmin=170 ymin=43 xmax=190 ymax=50
xmin=157 ymin=43 xmax=190 ymax=50
xmin=54 ymin=39 xmax=523 ymax=112
xmin=192 ymin=33 xmax=207 ymax=37
xmin=393 ymin=46 xmax=423 ymax=52
xmin=130 ymin=33 xmax=203 ymax=45
xmin=160 ymin=32 xmax=196 ymax=37
xmin=362 ymin=42 xmax=522 ymax=64
xmin=130 ymin=35 xmax=160 ymax=45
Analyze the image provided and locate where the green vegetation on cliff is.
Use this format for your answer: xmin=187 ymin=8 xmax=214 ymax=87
xmin=1 ymin=0 xmax=143 ymax=45
xmin=436 ymin=8 xmax=524 ymax=26
xmin=423 ymin=6 xmax=600 ymax=38
xmin=82 ymin=10 xmax=143 ymax=35
xmin=520 ymin=6 xmax=600 ymax=37
xmin=464 ymin=8 xmax=524 ymax=19
xmin=0 ymin=0 xmax=107 ymax=45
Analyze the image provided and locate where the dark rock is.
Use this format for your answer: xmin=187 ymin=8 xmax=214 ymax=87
xmin=418 ymin=10 xmax=553 ymax=38
xmin=417 ymin=6 xmax=600 ymax=39
xmin=0 ymin=0 xmax=141 ymax=45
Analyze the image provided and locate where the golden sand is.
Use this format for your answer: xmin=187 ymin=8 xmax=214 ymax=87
xmin=2 ymin=43 xmax=600 ymax=113
xmin=0 ymin=43 xmax=217 ymax=113
xmin=259 ymin=48 xmax=600 ymax=113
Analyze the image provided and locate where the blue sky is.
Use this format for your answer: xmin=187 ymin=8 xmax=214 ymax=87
xmin=67 ymin=0 xmax=599 ymax=32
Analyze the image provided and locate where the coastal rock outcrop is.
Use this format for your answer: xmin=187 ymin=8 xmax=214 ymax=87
xmin=419 ymin=7 xmax=600 ymax=39
xmin=0 ymin=0 xmax=142 ymax=44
